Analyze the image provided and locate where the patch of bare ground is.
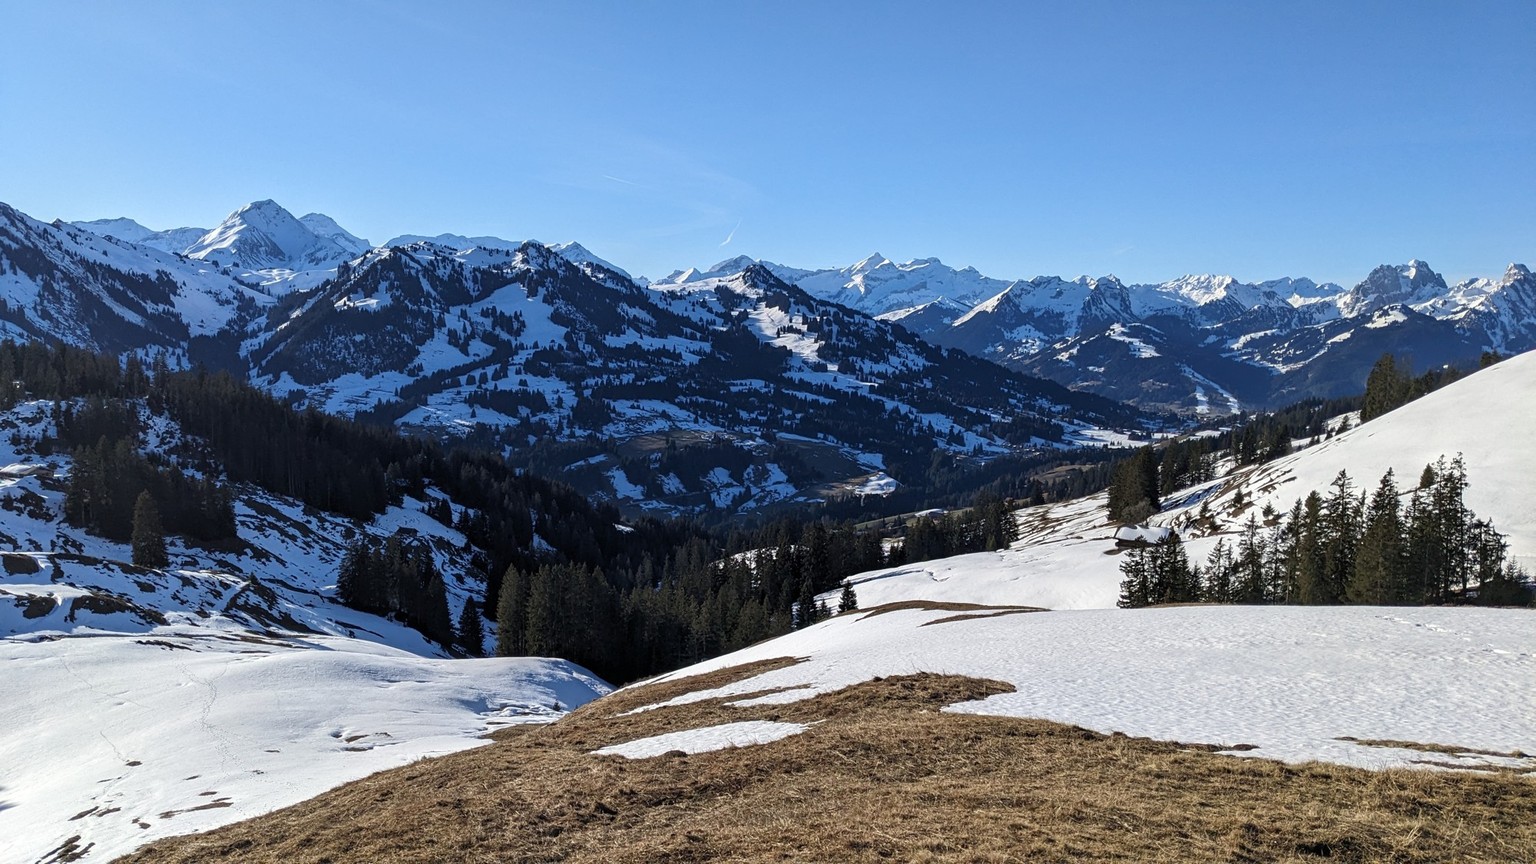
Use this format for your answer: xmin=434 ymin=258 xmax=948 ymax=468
xmin=857 ymin=599 xmax=1043 ymax=619
xmin=118 ymin=667 xmax=1536 ymax=864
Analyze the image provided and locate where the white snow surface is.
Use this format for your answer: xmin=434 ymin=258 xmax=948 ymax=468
xmin=0 ymin=628 xmax=610 ymax=864
xmin=636 ymin=604 xmax=1535 ymax=772
xmin=592 ymin=720 xmax=809 ymax=759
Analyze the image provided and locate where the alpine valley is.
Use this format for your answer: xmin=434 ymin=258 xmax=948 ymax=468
xmin=2 ymin=197 xmax=1534 ymax=864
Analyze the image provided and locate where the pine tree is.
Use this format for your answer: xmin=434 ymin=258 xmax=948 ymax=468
xmin=1203 ymin=538 xmax=1235 ymax=604
xmin=1233 ymin=515 xmax=1269 ymax=603
xmin=337 ymin=541 xmax=365 ymax=607
xmin=1319 ymin=471 xmax=1363 ymax=601
xmin=1293 ymin=492 xmax=1329 ymax=604
xmin=454 ymin=597 xmax=483 ymax=656
xmin=838 ymin=580 xmax=858 ymax=613
xmin=130 ymin=491 xmax=169 ymax=568
xmin=794 ymin=578 xmax=820 ymax=628
xmin=1148 ymin=532 xmax=1197 ymax=604
xmin=1117 ymin=544 xmax=1152 ymax=609
xmin=1360 ymin=353 xmax=1411 ymax=423
xmin=495 ymin=565 xmax=529 ymax=656
xmin=1347 ymin=469 xmax=1405 ymax=604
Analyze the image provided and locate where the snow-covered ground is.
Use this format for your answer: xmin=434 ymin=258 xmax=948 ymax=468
xmin=633 ymin=604 xmax=1535 ymax=772
xmin=831 ymin=349 xmax=1535 ymax=614
xmin=0 ymin=626 xmax=608 ymax=864
xmin=594 ymin=720 xmax=809 ymax=759
xmin=677 ymin=351 xmax=1536 ymax=778
xmin=0 ymin=397 xmax=614 ymax=863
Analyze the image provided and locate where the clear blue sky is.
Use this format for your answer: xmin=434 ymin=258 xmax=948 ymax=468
xmin=2 ymin=0 xmax=1532 ymax=285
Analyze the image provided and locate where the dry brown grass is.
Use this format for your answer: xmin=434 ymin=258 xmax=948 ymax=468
xmin=118 ymin=664 xmax=1536 ymax=864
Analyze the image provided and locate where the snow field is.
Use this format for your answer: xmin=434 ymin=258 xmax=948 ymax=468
xmin=0 ymin=628 xmax=610 ymax=864
xmin=633 ymin=604 xmax=1535 ymax=772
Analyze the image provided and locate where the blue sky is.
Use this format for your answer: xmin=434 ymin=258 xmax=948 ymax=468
xmin=1 ymin=0 xmax=1531 ymax=284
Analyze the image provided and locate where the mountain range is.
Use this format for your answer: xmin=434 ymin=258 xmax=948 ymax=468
xmin=661 ymin=252 xmax=1534 ymax=414
xmin=3 ymin=200 xmax=1137 ymax=519
xmin=2 ymin=197 xmax=1529 ymax=512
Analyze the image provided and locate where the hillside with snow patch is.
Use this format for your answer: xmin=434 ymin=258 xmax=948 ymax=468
xmin=0 ymin=395 xmax=613 ymax=863
xmin=825 ymin=348 xmax=1536 ymax=612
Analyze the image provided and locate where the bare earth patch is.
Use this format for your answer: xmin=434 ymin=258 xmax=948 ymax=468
xmin=116 ymin=661 xmax=1536 ymax=863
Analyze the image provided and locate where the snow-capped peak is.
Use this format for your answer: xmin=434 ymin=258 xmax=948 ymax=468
xmin=547 ymin=241 xmax=634 ymax=281
xmin=707 ymin=254 xmax=759 ymax=274
xmin=186 ymin=200 xmax=355 ymax=271
xmin=383 ymin=232 xmax=523 ymax=253
xmin=851 ymin=252 xmax=891 ymax=272
xmin=1340 ymin=260 xmax=1449 ymax=318
xmin=69 ymin=217 xmax=157 ymax=244
xmin=69 ymin=218 xmax=210 ymax=255
xmin=299 ymin=213 xmax=371 ymax=256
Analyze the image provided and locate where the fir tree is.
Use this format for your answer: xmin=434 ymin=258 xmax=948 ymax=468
xmin=1117 ymin=545 xmax=1152 ymax=609
xmin=1203 ymin=538 xmax=1235 ymax=604
xmin=794 ymin=578 xmax=821 ymax=628
xmin=838 ymin=579 xmax=859 ymax=613
xmin=1360 ymin=353 xmax=1411 ymax=423
xmin=1293 ymin=492 xmax=1329 ymax=604
xmin=1347 ymin=469 xmax=1405 ymax=604
xmin=495 ymin=565 xmax=529 ymax=656
xmin=1148 ymin=532 xmax=1198 ymax=605
xmin=130 ymin=491 xmax=169 ymax=568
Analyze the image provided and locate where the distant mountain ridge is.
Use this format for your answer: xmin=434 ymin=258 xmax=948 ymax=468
xmin=665 ymin=251 xmax=1533 ymax=413
xmin=38 ymin=195 xmax=1536 ymax=420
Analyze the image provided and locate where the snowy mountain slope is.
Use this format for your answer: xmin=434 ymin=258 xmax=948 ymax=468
xmin=826 ymin=348 xmax=1536 ymax=615
xmin=184 ymin=200 xmax=355 ymax=271
xmin=71 ymin=218 xmax=209 ymax=255
xmin=677 ymin=250 xmax=1527 ymax=413
xmin=298 ymin=212 xmax=371 ymax=256
xmin=0 ymin=630 xmax=607 ymax=864
xmin=383 ymin=231 xmax=523 ymax=252
xmin=243 ymin=244 xmax=1144 ymax=517
xmin=49 ymin=199 xmax=1536 ymax=416
xmin=0 ymin=398 xmax=484 ymax=653
xmin=1 ymin=203 xmax=270 ymax=354
xmin=0 ymin=392 xmax=616 ymax=863
xmin=12 ymin=196 xmax=1532 ymax=497
xmin=546 ymin=240 xmax=635 ymax=282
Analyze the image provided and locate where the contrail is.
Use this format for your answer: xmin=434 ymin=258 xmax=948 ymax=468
xmin=719 ymin=219 xmax=741 ymax=247
xmin=602 ymin=174 xmax=638 ymax=186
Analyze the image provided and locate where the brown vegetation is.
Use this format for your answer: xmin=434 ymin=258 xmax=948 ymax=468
xmin=120 ymin=661 xmax=1536 ymax=864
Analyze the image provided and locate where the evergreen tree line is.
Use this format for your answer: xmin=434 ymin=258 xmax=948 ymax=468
xmin=487 ymin=498 xmax=1018 ymax=680
xmin=1106 ymin=438 xmax=1216 ymax=523
xmin=337 ymin=535 xmax=454 ymax=646
xmin=1358 ymin=352 xmax=1497 ymax=424
xmin=1119 ymin=456 xmax=1532 ymax=609
xmin=56 ymin=399 xmax=237 ymax=545
xmin=896 ymin=493 xmax=1020 ymax=563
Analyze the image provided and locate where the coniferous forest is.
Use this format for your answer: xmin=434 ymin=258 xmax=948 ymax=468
xmin=0 ymin=339 xmax=1024 ymax=683
xmin=1117 ymin=457 xmax=1532 ymax=609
